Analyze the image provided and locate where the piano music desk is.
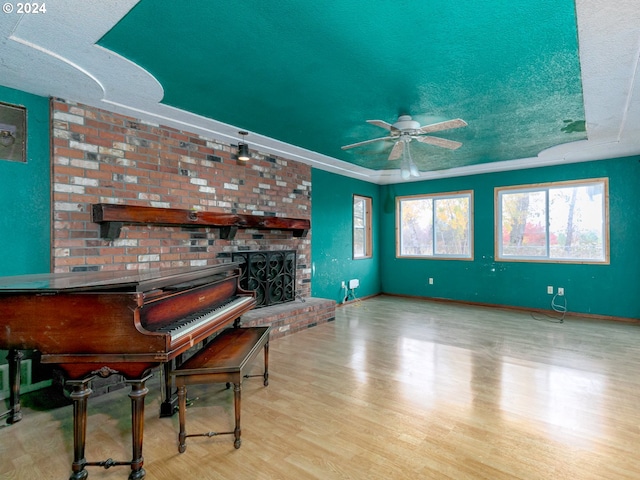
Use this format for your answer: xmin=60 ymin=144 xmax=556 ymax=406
xmin=171 ymin=326 xmax=271 ymax=451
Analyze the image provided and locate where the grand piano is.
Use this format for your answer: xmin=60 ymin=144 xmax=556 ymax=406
xmin=0 ymin=262 xmax=256 ymax=480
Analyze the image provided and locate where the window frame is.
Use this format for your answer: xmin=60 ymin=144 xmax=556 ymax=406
xmin=495 ymin=178 xmax=610 ymax=264
xmin=353 ymin=194 xmax=373 ymax=259
xmin=396 ymin=190 xmax=474 ymax=260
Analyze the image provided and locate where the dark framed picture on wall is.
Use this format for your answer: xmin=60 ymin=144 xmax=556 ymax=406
xmin=0 ymin=101 xmax=27 ymax=163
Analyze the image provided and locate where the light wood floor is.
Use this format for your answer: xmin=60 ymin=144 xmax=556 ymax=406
xmin=2 ymin=295 xmax=640 ymax=479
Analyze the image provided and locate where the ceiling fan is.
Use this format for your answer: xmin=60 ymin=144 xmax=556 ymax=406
xmin=342 ymin=114 xmax=467 ymax=179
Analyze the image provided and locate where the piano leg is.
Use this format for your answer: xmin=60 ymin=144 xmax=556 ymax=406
xmin=67 ymin=376 xmax=93 ymax=480
xmin=1 ymin=349 xmax=23 ymax=424
xmin=126 ymin=375 xmax=151 ymax=480
xmin=66 ymin=373 xmax=152 ymax=480
xmin=159 ymin=360 xmax=178 ymax=417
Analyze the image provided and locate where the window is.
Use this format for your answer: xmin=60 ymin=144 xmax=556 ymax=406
xmin=496 ymin=178 xmax=609 ymax=263
xmin=397 ymin=191 xmax=473 ymax=259
xmin=353 ymin=195 xmax=372 ymax=259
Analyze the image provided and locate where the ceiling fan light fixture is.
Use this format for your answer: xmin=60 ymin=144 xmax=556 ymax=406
xmin=400 ymin=137 xmax=420 ymax=180
xmin=237 ymin=131 xmax=250 ymax=161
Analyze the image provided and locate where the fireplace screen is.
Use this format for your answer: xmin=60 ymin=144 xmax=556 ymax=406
xmin=232 ymin=250 xmax=296 ymax=308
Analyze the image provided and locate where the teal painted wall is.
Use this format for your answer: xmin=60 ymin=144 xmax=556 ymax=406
xmin=0 ymin=87 xmax=50 ymax=275
xmin=379 ymin=156 xmax=640 ymax=319
xmin=311 ymin=169 xmax=381 ymax=303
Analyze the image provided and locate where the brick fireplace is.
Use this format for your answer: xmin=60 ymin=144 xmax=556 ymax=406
xmin=51 ymin=99 xmax=310 ymax=284
xmin=50 ymin=98 xmax=335 ymax=344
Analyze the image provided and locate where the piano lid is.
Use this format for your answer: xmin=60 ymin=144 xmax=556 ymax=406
xmin=0 ymin=263 xmax=240 ymax=293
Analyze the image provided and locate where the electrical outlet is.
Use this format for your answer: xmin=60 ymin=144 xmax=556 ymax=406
xmin=429 ymin=278 xmax=434 ymax=285
xmin=547 ymin=285 xmax=553 ymax=294
xmin=341 ymin=281 xmax=346 ymax=289
xmin=558 ymin=287 xmax=564 ymax=296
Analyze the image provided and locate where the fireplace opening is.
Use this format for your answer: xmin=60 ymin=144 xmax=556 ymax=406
xmin=232 ymin=250 xmax=296 ymax=308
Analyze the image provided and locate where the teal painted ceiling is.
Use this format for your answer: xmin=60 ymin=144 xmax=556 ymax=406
xmin=98 ymin=0 xmax=586 ymax=174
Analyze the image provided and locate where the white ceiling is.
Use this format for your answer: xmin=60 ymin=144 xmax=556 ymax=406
xmin=0 ymin=0 xmax=639 ymax=184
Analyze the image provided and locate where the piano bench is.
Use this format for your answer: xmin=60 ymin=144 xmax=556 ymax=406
xmin=170 ymin=326 xmax=271 ymax=452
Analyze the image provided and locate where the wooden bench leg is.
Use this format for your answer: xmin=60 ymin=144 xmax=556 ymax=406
xmin=177 ymin=385 xmax=187 ymax=453
xmin=233 ymin=382 xmax=242 ymax=449
xmin=263 ymin=341 xmax=269 ymax=387
xmin=171 ymin=327 xmax=271 ymax=451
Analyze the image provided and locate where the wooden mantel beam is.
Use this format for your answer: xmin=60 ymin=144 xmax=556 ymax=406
xmin=91 ymin=204 xmax=310 ymax=240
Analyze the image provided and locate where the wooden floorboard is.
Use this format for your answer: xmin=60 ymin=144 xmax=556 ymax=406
xmin=1 ymin=295 xmax=640 ymax=479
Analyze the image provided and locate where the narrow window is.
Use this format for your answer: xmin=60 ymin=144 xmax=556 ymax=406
xmin=353 ymin=195 xmax=372 ymax=259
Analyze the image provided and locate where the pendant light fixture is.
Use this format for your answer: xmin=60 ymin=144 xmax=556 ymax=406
xmin=237 ymin=131 xmax=250 ymax=161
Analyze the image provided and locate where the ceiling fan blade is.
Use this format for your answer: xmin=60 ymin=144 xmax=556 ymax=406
xmin=419 ymin=118 xmax=467 ymax=134
xmin=366 ymin=120 xmax=394 ymax=131
xmin=341 ymin=135 xmax=395 ymax=150
xmin=415 ymin=135 xmax=463 ymax=150
xmin=388 ymin=140 xmax=404 ymax=160
xmin=367 ymin=120 xmax=401 ymax=135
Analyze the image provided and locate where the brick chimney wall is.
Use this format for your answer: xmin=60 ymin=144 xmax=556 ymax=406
xmin=51 ymin=99 xmax=312 ymax=298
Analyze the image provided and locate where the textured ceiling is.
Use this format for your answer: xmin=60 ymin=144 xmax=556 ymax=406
xmin=99 ymin=0 xmax=586 ymax=173
xmin=0 ymin=0 xmax=639 ymax=183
